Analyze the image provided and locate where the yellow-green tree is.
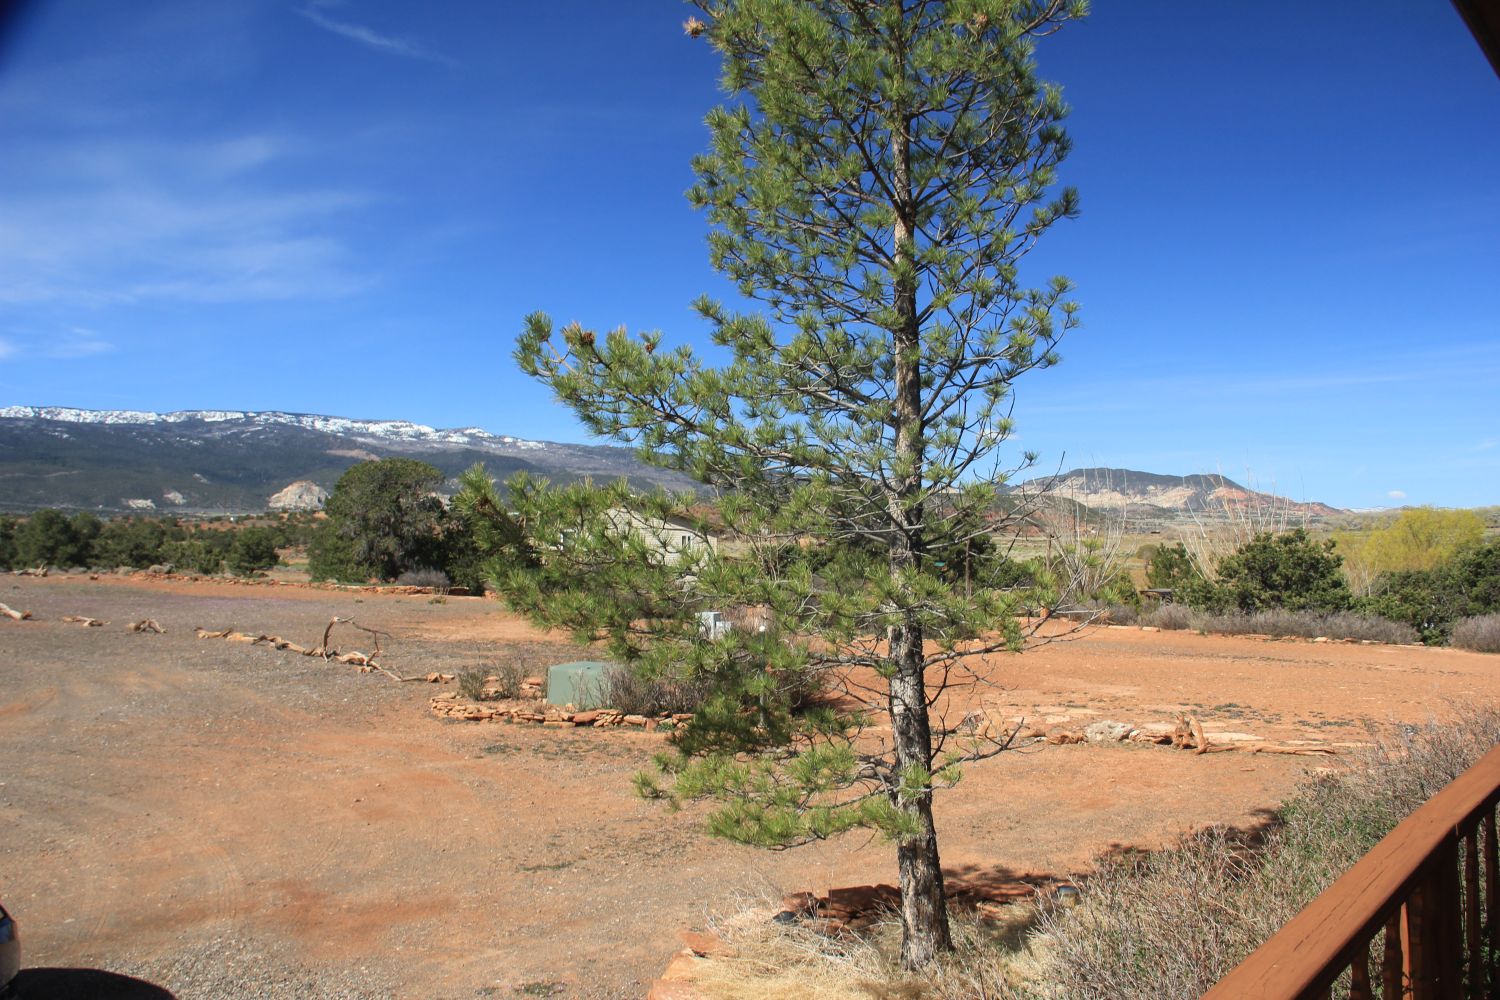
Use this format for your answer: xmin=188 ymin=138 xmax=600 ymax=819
xmin=1345 ymin=508 xmax=1485 ymax=594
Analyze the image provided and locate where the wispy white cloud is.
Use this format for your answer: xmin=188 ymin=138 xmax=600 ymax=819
xmin=1388 ymin=489 xmax=1407 ymax=500
xmin=298 ymin=1 xmax=451 ymax=64
xmin=0 ymin=326 xmax=113 ymax=361
xmin=0 ymin=135 xmax=372 ymax=306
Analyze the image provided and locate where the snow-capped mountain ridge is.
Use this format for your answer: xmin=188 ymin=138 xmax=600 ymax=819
xmin=0 ymin=406 xmax=545 ymax=449
xmin=0 ymin=405 xmax=697 ymax=512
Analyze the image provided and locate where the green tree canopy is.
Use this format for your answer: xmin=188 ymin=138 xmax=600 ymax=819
xmin=309 ymin=458 xmax=448 ymax=583
xmin=0 ymin=516 xmax=17 ymax=570
xmin=227 ymin=527 xmax=281 ymax=577
xmin=1146 ymin=541 xmax=1199 ymax=591
xmin=91 ymin=517 xmax=176 ymax=570
xmin=1351 ymin=507 xmax=1486 ymax=581
xmin=16 ymin=509 xmax=96 ymax=568
xmin=504 ymin=0 xmax=1085 ymax=968
xmin=1196 ymin=528 xmax=1351 ymax=614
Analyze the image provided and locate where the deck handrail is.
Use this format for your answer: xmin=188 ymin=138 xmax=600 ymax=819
xmin=1204 ymin=743 xmax=1500 ymax=999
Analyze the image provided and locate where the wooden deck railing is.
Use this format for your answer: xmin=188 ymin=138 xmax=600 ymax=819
xmin=1204 ymin=744 xmax=1500 ymax=999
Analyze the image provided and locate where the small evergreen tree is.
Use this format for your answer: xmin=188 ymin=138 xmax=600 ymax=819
xmin=227 ymin=527 xmax=281 ymax=576
xmin=309 ymin=458 xmax=448 ymax=582
xmin=506 ymin=0 xmax=1085 ymax=967
xmin=1146 ymin=541 xmax=1199 ymax=592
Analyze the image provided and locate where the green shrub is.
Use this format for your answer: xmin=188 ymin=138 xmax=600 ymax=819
xmin=0 ymin=515 xmax=18 ymax=570
xmin=1185 ymin=529 xmax=1349 ymax=614
xmin=91 ymin=517 xmax=178 ymax=569
xmin=1145 ymin=542 xmax=1199 ymax=591
xmin=161 ymin=537 xmax=225 ymax=575
xmin=227 ymin=527 xmax=280 ymax=576
xmin=14 ymin=509 xmax=95 ymax=568
xmin=1356 ymin=569 xmax=1457 ymax=644
xmin=1450 ymin=540 xmax=1500 ymax=617
xmin=1358 ymin=540 xmax=1500 ymax=645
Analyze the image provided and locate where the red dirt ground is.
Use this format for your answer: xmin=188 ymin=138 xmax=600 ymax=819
xmin=2 ymin=575 xmax=1496 ymax=998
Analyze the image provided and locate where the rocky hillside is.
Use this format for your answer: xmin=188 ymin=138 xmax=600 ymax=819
xmin=1018 ymin=467 xmax=1343 ymax=518
xmin=0 ymin=406 xmax=699 ymax=514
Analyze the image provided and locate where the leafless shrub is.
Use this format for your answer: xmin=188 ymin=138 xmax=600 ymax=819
xmin=396 ymin=567 xmax=450 ymax=590
xmin=457 ymin=668 xmax=489 ymax=701
xmin=1186 ymin=609 xmax=1416 ymax=644
xmin=1452 ymin=614 xmax=1500 ymax=654
xmin=1027 ymin=472 xmax=1131 ymax=612
xmin=1141 ymin=604 xmax=1193 ymax=630
xmin=593 ymin=663 xmax=719 ymax=717
xmin=457 ymin=662 xmax=528 ymax=701
xmin=1181 ymin=472 xmax=1308 ymax=582
xmin=1313 ymin=611 xmax=1417 ymax=644
xmin=488 ymin=661 xmax=529 ymax=699
xmin=1103 ymin=604 xmax=1139 ymax=625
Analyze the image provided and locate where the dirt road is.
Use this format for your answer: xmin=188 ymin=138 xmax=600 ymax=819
xmin=2 ymin=575 xmax=1494 ymax=998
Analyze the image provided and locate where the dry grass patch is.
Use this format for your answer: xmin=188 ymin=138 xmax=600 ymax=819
xmin=689 ymin=897 xmax=1045 ymax=1000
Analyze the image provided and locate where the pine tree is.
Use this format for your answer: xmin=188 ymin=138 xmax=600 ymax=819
xmin=507 ymin=0 xmax=1084 ymax=968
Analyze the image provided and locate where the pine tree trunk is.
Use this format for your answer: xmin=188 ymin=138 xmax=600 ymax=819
xmin=889 ymin=620 xmax=953 ymax=968
xmin=886 ymin=9 xmax=952 ymax=967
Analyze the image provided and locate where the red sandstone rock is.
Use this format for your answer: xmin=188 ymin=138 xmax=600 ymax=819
xmin=646 ymin=979 xmax=704 ymax=1000
xmin=677 ymin=930 xmax=733 ymax=958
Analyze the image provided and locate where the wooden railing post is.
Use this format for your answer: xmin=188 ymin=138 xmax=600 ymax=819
xmin=1486 ymin=810 xmax=1499 ymax=996
xmin=1465 ymin=829 xmax=1481 ymax=998
xmin=1383 ymin=909 xmax=1405 ymax=999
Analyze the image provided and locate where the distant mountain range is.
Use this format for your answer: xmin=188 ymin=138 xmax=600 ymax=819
xmin=0 ymin=406 xmax=1345 ymax=518
xmin=1018 ymin=466 xmax=1344 ymax=518
xmin=0 ymin=406 xmax=698 ymax=513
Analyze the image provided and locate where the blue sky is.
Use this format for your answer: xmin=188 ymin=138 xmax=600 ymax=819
xmin=1 ymin=1 xmax=1496 ymax=509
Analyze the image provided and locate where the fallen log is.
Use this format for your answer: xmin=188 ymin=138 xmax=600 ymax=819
xmin=1191 ymin=716 xmax=1210 ymax=756
xmin=63 ymin=615 xmax=107 ymax=627
xmin=195 ymin=627 xmax=233 ymax=639
xmin=126 ymin=619 xmax=166 ymax=633
xmin=0 ymin=602 xmax=34 ymax=621
xmin=322 ymin=617 xmax=391 ymax=659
